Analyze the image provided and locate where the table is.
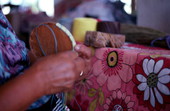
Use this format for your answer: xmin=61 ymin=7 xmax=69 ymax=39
xmin=67 ymin=43 xmax=170 ymax=111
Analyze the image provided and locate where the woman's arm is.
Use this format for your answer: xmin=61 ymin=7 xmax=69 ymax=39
xmin=0 ymin=50 xmax=86 ymax=111
xmin=0 ymin=44 xmax=92 ymax=111
xmin=0 ymin=67 xmax=44 ymax=111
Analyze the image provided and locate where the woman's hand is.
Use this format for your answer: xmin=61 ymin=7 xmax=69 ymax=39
xmin=30 ymin=44 xmax=92 ymax=95
xmin=28 ymin=51 xmax=85 ymax=95
xmin=27 ymin=44 xmax=93 ymax=95
xmin=74 ymin=44 xmax=93 ymax=74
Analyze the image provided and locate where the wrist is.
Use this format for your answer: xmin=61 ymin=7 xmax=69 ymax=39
xmin=0 ymin=66 xmax=46 ymax=111
xmin=23 ymin=67 xmax=45 ymax=97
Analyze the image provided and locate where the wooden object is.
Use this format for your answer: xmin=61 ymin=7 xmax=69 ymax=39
xmin=97 ymin=21 xmax=120 ymax=34
xmin=84 ymin=31 xmax=125 ymax=48
xmin=29 ymin=22 xmax=76 ymax=58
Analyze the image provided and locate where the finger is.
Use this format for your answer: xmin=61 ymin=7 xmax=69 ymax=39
xmin=74 ymin=44 xmax=92 ymax=59
xmin=76 ymin=74 xmax=86 ymax=82
xmin=59 ymin=81 xmax=74 ymax=89
xmin=57 ymin=51 xmax=78 ymax=60
xmin=73 ymin=57 xmax=85 ymax=78
xmin=52 ymin=81 xmax=74 ymax=93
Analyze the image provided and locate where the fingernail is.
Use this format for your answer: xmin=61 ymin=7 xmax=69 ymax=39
xmin=75 ymin=45 xmax=81 ymax=50
xmin=80 ymin=71 xmax=83 ymax=76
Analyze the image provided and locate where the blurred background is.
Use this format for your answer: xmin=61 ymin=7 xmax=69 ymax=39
xmin=0 ymin=0 xmax=170 ymax=48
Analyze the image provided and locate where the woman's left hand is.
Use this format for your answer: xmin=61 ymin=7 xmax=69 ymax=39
xmin=74 ymin=44 xmax=93 ymax=75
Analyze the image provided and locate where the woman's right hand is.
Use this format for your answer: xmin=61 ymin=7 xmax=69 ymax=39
xmin=27 ymin=51 xmax=85 ymax=95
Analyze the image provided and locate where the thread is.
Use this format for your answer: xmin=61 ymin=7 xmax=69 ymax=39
xmin=74 ymin=96 xmax=82 ymax=111
xmin=35 ymin=24 xmax=58 ymax=56
xmin=56 ymin=23 xmax=76 ymax=49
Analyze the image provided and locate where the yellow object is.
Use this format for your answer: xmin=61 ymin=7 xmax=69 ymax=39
xmin=72 ymin=18 xmax=97 ymax=42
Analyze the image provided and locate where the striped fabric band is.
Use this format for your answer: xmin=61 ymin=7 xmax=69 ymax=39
xmin=52 ymin=97 xmax=69 ymax=111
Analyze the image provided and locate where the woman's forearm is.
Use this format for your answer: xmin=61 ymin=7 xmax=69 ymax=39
xmin=0 ymin=68 xmax=44 ymax=111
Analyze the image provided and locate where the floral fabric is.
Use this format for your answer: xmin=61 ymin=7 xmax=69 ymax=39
xmin=67 ymin=43 xmax=170 ymax=111
xmin=0 ymin=10 xmax=52 ymax=110
xmin=0 ymin=10 xmax=28 ymax=84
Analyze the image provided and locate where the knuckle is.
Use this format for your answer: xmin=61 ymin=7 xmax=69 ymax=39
xmin=68 ymin=71 xmax=76 ymax=79
xmin=66 ymin=83 xmax=73 ymax=89
xmin=69 ymin=62 xmax=75 ymax=69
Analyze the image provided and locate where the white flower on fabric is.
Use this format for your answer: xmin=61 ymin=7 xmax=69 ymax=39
xmin=136 ymin=59 xmax=170 ymax=107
